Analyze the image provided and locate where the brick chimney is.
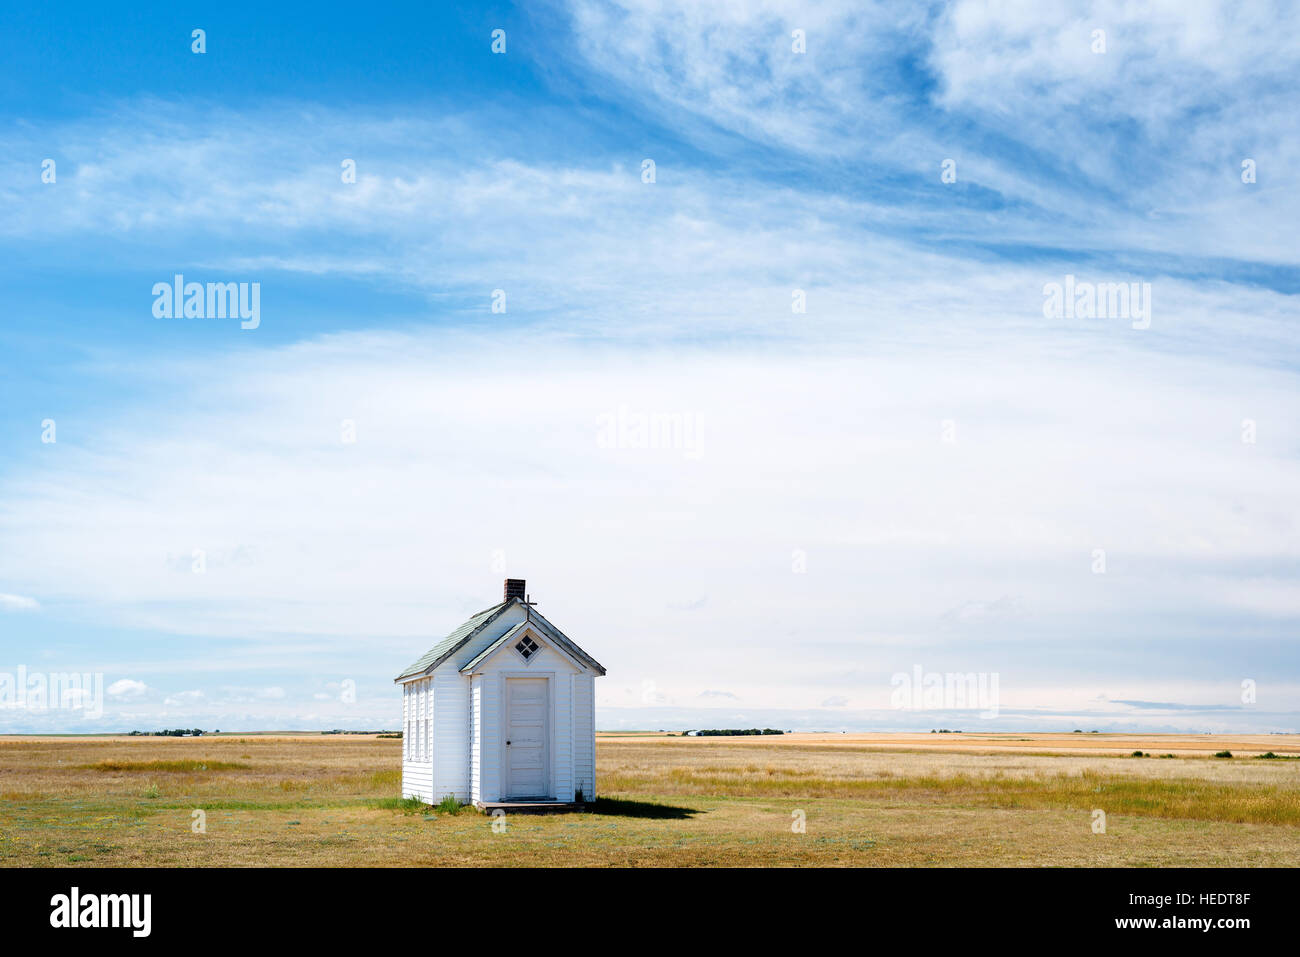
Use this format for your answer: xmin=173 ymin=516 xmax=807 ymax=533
xmin=504 ymin=579 xmax=526 ymax=602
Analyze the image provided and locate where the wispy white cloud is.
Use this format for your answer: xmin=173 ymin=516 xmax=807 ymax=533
xmin=559 ymin=0 xmax=1300 ymax=266
xmin=562 ymin=0 xmax=930 ymax=159
xmin=162 ymin=690 xmax=205 ymax=707
xmin=0 ymin=593 xmax=39 ymax=612
xmin=106 ymin=678 xmax=148 ymax=697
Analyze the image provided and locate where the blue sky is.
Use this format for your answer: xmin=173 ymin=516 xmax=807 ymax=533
xmin=1 ymin=0 xmax=1297 ymax=733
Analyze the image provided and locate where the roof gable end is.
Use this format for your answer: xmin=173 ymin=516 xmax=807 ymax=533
xmin=460 ymin=621 xmax=589 ymax=674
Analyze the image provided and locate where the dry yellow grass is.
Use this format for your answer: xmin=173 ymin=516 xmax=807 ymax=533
xmin=0 ymin=732 xmax=1296 ymax=866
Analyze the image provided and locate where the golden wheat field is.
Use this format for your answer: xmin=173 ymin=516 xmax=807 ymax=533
xmin=1 ymin=732 xmax=1297 ymax=867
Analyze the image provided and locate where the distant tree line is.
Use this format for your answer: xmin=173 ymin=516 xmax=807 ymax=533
xmin=687 ymin=728 xmax=784 ymax=736
xmin=322 ymin=729 xmax=399 ymax=735
xmin=129 ymin=728 xmax=209 ymax=736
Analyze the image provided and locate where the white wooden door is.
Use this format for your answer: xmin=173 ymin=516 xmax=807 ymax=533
xmin=505 ymin=678 xmax=549 ymax=798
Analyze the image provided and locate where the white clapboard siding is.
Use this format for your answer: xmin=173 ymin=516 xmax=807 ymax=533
xmin=573 ymin=674 xmax=595 ymax=799
xmin=432 ymin=666 xmax=469 ymax=801
xmin=550 ymin=669 xmax=573 ymax=802
xmin=469 ymin=675 xmax=483 ymax=804
xmin=403 ymin=761 xmax=433 ymax=802
xmin=480 ymin=673 xmax=501 ymax=802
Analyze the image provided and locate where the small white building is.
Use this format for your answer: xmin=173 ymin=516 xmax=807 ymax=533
xmin=394 ymin=579 xmax=606 ymax=806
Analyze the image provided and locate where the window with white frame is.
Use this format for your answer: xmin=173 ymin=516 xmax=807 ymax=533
xmin=420 ymin=682 xmax=428 ymax=761
xmin=416 ymin=682 xmax=424 ymax=761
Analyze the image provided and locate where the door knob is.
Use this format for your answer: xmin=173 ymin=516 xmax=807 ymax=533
xmin=506 ymin=740 xmax=511 ymax=745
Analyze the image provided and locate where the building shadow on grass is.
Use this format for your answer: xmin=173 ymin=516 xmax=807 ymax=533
xmin=584 ymin=797 xmax=698 ymax=819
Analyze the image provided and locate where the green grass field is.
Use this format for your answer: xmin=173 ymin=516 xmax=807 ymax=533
xmin=1 ymin=732 xmax=1297 ymax=866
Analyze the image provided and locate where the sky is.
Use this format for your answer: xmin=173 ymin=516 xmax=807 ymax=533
xmin=0 ymin=0 xmax=1297 ymax=734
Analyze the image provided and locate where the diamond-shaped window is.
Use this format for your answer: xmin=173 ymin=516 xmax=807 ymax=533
xmin=515 ymin=635 xmax=539 ymax=660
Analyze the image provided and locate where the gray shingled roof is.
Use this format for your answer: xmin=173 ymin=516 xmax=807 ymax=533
xmin=393 ymin=600 xmax=511 ymax=681
xmin=395 ymin=598 xmax=607 ymax=681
